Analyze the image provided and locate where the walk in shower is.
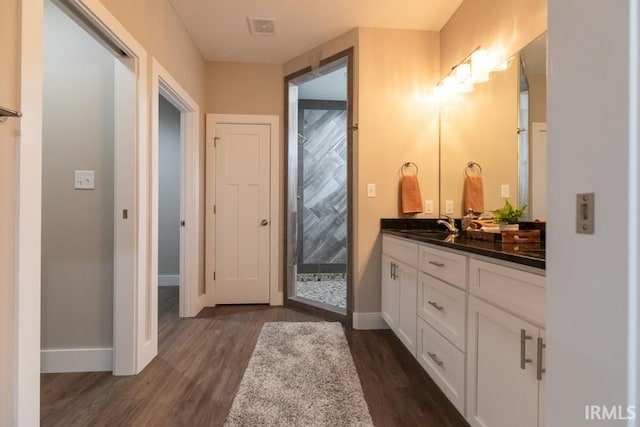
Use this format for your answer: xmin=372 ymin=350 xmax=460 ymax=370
xmin=285 ymin=52 xmax=353 ymax=319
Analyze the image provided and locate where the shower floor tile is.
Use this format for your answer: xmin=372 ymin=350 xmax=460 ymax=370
xmin=295 ymin=279 xmax=346 ymax=309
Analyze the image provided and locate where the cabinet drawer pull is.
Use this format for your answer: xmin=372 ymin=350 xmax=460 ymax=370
xmin=427 ymin=351 xmax=444 ymax=367
xmin=428 ymin=261 xmax=445 ymax=267
xmin=427 ymin=301 xmax=445 ymax=311
xmin=520 ymin=329 xmax=533 ymax=369
xmin=537 ymin=337 xmax=546 ymax=380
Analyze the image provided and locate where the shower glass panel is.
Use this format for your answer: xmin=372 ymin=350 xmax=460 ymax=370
xmin=286 ymin=58 xmax=348 ymax=315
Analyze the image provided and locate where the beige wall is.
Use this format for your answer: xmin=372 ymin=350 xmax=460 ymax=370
xmin=440 ymin=58 xmax=518 ymax=217
xmin=205 ymin=62 xmax=283 ymax=115
xmin=99 ymin=0 xmax=206 ymax=107
xmin=440 ymin=0 xmax=547 ymax=78
xmin=283 ymin=28 xmax=440 ymax=313
xmin=0 ymin=0 xmax=19 ymax=423
xmin=529 ymin=73 xmax=547 ymax=124
xmin=356 ymin=28 xmax=440 ymax=312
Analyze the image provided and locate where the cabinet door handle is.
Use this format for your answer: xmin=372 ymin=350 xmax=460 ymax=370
xmin=520 ymin=329 xmax=533 ymax=369
xmin=390 ymin=261 xmax=394 ymax=279
xmin=537 ymin=337 xmax=546 ymax=380
xmin=428 ymin=261 xmax=445 ymax=267
xmin=427 ymin=352 xmax=444 ymax=367
xmin=428 ymin=301 xmax=445 ymax=311
xmin=392 ymin=262 xmax=399 ymax=280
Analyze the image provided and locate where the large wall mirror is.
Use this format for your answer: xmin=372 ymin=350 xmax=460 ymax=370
xmin=439 ymin=33 xmax=547 ymax=220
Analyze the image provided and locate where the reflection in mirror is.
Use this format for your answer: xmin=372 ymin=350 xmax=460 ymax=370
xmin=439 ymin=33 xmax=547 ymax=220
xmin=520 ymin=34 xmax=547 ymax=220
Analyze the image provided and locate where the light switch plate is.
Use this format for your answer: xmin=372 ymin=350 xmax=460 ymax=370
xmin=501 ymin=184 xmax=510 ymax=198
xmin=425 ymin=200 xmax=434 ymax=214
xmin=367 ymin=183 xmax=376 ymax=198
xmin=74 ymin=170 xmax=95 ymax=190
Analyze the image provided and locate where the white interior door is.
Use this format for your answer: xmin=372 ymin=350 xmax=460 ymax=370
xmin=215 ymin=123 xmax=271 ymax=304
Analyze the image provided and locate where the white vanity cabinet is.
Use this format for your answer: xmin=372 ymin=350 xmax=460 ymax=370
xmin=415 ymin=245 xmax=468 ymax=414
xmin=466 ymin=259 xmax=546 ymax=427
xmin=381 ymin=235 xmax=418 ymax=356
xmin=380 ymin=232 xmax=546 ymax=426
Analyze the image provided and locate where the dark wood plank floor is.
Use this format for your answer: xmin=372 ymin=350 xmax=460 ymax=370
xmin=41 ymin=287 xmax=468 ymax=427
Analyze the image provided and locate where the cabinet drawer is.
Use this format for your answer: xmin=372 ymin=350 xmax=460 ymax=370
xmin=383 ymin=235 xmax=418 ymax=267
xmin=418 ymin=272 xmax=466 ymax=351
xmin=419 ymin=245 xmax=467 ymax=289
xmin=417 ymin=317 xmax=466 ymax=415
xmin=469 ymin=258 xmax=546 ymax=327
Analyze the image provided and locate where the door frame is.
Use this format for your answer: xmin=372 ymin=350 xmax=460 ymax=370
xmin=17 ymin=0 xmax=148 ymax=422
xmin=283 ymin=48 xmax=355 ymax=326
xmin=205 ymin=114 xmax=281 ymax=306
xmin=150 ymin=58 xmax=202 ymax=359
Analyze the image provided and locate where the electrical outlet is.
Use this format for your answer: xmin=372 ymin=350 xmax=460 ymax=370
xmin=445 ymin=200 xmax=454 ymax=214
xmin=425 ymin=200 xmax=434 ymax=214
xmin=501 ymin=184 xmax=510 ymax=198
xmin=367 ymin=183 xmax=376 ymax=198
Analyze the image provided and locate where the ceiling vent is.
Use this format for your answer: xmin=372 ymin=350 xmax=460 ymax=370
xmin=247 ymin=17 xmax=277 ymax=35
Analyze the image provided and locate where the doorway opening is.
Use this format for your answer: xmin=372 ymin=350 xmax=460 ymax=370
xmin=150 ymin=59 xmax=202 ymax=358
xmin=157 ymin=95 xmax=181 ymax=337
xmin=284 ymin=49 xmax=354 ymax=324
xmin=41 ymin=0 xmax=137 ymax=374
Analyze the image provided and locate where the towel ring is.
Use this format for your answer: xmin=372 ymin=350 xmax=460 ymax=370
xmin=401 ymin=162 xmax=419 ymax=176
xmin=464 ymin=161 xmax=482 ymax=177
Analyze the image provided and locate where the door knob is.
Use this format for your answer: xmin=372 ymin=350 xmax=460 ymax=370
xmin=260 ymin=219 xmax=269 ymax=226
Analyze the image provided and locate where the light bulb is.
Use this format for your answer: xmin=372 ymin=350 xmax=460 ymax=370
xmin=455 ymin=63 xmax=471 ymax=82
xmin=460 ymin=80 xmax=473 ymax=93
xmin=471 ymin=49 xmax=490 ymax=83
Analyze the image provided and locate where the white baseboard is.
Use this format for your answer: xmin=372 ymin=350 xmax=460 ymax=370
xmin=159 ymin=274 xmax=179 ymax=286
xmin=352 ymin=312 xmax=390 ymax=330
xmin=41 ymin=348 xmax=113 ymax=373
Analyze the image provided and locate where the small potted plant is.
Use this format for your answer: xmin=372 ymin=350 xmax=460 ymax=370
xmin=492 ymin=200 xmax=526 ymax=231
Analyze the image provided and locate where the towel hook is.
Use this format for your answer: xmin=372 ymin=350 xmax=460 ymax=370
xmin=0 ymin=105 xmax=22 ymax=124
xmin=464 ymin=161 xmax=482 ymax=177
xmin=401 ymin=162 xmax=418 ymax=176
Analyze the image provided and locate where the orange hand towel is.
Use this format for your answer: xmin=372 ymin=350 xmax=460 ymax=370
xmin=463 ymin=175 xmax=484 ymax=214
xmin=401 ymin=175 xmax=423 ymax=214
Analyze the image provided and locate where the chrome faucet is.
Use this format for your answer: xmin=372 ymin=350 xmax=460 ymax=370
xmin=437 ymin=216 xmax=459 ymax=233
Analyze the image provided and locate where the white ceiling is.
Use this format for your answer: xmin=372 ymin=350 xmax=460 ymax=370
xmin=168 ymin=0 xmax=463 ymax=63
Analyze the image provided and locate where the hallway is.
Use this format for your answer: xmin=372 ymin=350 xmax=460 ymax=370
xmin=41 ymin=300 xmax=467 ymax=426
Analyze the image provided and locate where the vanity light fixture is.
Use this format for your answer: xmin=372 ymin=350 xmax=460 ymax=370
xmin=430 ymin=46 xmax=507 ymax=103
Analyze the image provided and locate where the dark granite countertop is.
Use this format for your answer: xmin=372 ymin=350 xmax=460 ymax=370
xmin=381 ymin=219 xmax=545 ymax=270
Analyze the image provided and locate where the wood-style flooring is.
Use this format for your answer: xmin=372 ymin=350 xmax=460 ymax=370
xmin=41 ymin=286 xmax=469 ymax=426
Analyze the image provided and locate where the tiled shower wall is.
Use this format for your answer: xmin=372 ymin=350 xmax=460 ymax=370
xmin=298 ymin=102 xmax=347 ymax=272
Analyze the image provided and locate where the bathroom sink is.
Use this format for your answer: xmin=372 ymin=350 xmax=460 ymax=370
xmin=397 ymin=230 xmax=458 ymax=242
xmin=398 ymin=229 xmax=452 ymax=235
